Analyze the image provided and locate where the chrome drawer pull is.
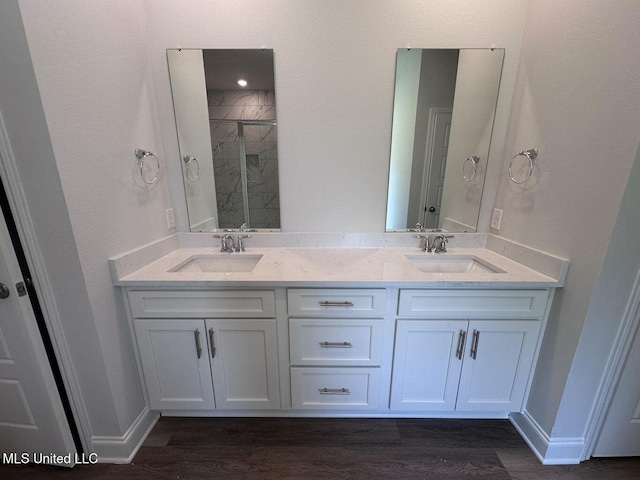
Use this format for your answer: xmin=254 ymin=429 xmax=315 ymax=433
xmin=319 ymin=341 xmax=353 ymax=348
xmin=319 ymin=301 xmax=355 ymax=307
xmin=319 ymin=387 xmax=350 ymax=395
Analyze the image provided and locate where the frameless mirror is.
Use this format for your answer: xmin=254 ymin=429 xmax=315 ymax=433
xmin=386 ymin=48 xmax=504 ymax=232
xmin=167 ymin=48 xmax=280 ymax=231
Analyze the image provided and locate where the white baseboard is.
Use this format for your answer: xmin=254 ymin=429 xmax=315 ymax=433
xmin=91 ymin=408 xmax=159 ymax=464
xmin=510 ymin=411 xmax=584 ymax=465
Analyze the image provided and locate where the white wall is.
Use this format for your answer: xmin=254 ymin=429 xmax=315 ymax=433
xmin=145 ymin=0 xmax=530 ymax=233
xmin=0 ymin=0 xmax=122 ymax=443
xmin=387 ymin=48 xmax=421 ymax=229
xmin=492 ymin=0 xmax=640 ymax=441
xmin=441 ymin=48 xmax=504 ymax=231
xmin=13 ymin=0 xmax=177 ymax=450
xmin=567 ymin=144 xmax=640 ymax=451
xmin=167 ymin=49 xmax=218 ymax=230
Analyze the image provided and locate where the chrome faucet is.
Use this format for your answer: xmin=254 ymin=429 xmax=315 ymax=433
xmin=431 ymin=234 xmax=450 ymax=253
xmin=416 ymin=233 xmax=453 ymax=252
xmin=214 ymin=233 xmax=251 ymax=252
xmin=224 ymin=234 xmax=236 ymax=252
xmin=214 ymin=234 xmax=236 ymax=252
xmin=239 ymin=223 xmax=257 ymax=233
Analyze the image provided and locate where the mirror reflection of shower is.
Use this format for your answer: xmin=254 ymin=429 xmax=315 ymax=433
xmin=209 ymin=119 xmax=280 ymax=229
xmin=167 ymin=48 xmax=281 ymax=232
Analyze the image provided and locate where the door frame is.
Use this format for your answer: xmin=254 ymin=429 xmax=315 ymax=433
xmin=0 ymin=110 xmax=91 ymax=452
xmin=418 ymin=107 xmax=452 ymax=226
xmin=582 ymin=267 xmax=640 ymax=459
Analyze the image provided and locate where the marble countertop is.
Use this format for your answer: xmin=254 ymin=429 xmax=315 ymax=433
xmin=110 ymin=235 xmax=568 ymax=288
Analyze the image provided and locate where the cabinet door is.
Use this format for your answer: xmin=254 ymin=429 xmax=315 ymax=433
xmin=134 ymin=319 xmax=215 ymax=410
xmin=390 ymin=320 xmax=467 ymax=411
xmin=456 ymin=320 xmax=540 ymax=412
xmin=206 ymin=319 xmax=280 ymax=410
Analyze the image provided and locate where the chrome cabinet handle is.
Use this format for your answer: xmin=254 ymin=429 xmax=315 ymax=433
xmin=209 ymin=328 xmax=216 ymax=358
xmin=320 ymin=341 xmax=353 ymax=348
xmin=319 ymin=301 xmax=354 ymax=307
xmin=456 ymin=330 xmax=467 ymax=360
xmin=470 ymin=330 xmax=480 ymax=359
xmin=319 ymin=387 xmax=350 ymax=395
xmin=194 ymin=329 xmax=202 ymax=359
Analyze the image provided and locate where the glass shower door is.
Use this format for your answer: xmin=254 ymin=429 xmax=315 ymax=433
xmin=210 ymin=120 xmax=280 ymax=229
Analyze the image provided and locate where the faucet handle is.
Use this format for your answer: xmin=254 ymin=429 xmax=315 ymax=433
xmin=236 ymin=234 xmax=251 ymax=252
xmin=213 ymin=235 xmax=228 ymax=252
xmin=415 ymin=234 xmax=432 ymax=252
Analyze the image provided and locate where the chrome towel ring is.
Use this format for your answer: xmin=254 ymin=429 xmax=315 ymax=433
xmin=462 ymin=155 xmax=480 ymax=182
xmin=135 ymin=149 xmax=160 ymax=185
xmin=183 ymin=155 xmax=200 ymax=182
xmin=508 ymin=148 xmax=538 ymax=184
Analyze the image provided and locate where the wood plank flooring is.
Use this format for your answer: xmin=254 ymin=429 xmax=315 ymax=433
xmin=1 ymin=417 xmax=639 ymax=479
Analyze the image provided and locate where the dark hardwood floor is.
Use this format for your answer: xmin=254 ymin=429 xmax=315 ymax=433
xmin=2 ymin=417 xmax=639 ymax=479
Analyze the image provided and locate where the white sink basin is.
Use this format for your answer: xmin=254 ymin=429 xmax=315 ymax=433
xmin=405 ymin=254 xmax=505 ymax=274
xmin=169 ymin=254 xmax=263 ymax=273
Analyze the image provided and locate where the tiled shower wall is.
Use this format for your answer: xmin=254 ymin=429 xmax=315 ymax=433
xmin=207 ymin=89 xmax=280 ymax=229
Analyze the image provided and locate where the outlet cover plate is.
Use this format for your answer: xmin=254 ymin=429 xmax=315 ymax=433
xmin=491 ymin=208 xmax=503 ymax=230
xmin=166 ymin=208 xmax=175 ymax=229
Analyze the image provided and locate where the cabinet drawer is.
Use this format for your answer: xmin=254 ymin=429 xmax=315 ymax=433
xmin=128 ymin=290 xmax=275 ymax=318
xmin=288 ymin=289 xmax=386 ymax=317
xmin=289 ymin=319 xmax=384 ymax=366
xmin=290 ymin=367 xmax=380 ymax=410
xmin=398 ymin=289 xmax=548 ymax=318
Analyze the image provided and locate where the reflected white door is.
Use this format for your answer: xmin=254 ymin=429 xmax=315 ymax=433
xmin=422 ymin=109 xmax=452 ymax=228
xmin=0 ymin=206 xmax=76 ymax=461
xmin=594 ymin=306 xmax=640 ymax=457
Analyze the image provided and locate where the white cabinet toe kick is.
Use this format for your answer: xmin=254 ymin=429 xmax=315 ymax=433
xmin=123 ymin=286 xmax=553 ymax=418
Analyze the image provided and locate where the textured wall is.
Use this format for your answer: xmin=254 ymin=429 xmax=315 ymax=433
xmin=145 ymin=0 xmax=529 ymax=233
xmin=17 ymin=0 xmax=175 ymax=442
xmin=491 ymin=0 xmax=640 ymax=437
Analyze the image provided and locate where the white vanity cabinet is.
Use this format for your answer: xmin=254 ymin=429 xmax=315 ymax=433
xmin=128 ymin=290 xmax=280 ymax=411
xmin=124 ymin=285 xmax=553 ymax=416
xmin=134 ymin=319 xmax=215 ymax=410
xmin=206 ymin=318 xmax=279 ymax=410
xmin=390 ymin=289 xmax=549 ymax=413
xmin=287 ymin=289 xmax=386 ymax=410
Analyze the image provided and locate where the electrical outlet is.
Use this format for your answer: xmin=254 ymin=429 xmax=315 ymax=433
xmin=491 ymin=208 xmax=503 ymax=230
xmin=165 ymin=208 xmax=175 ymax=229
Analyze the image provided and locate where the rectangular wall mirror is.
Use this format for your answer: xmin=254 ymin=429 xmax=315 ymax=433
xmin=167 ymin=48 xmax=280 ymax=232
xmin=386 ymin=48 xmax=504 ymax=233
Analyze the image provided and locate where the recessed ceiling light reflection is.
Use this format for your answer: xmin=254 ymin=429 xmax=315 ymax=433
xmin=237 ymin=79 xmax=248 ymax=87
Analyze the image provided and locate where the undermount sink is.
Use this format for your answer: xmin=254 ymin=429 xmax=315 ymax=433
xmin=168 ymin=254 xmax=263 ymax=273
xmin=404 ymin=254 xmax=505 ymax=274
